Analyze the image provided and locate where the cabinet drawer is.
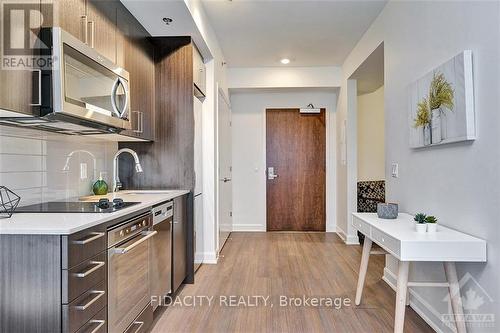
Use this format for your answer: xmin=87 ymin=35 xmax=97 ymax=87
xmin=62 ymin=281 xmax=106 ymax=333
xmin=63 ymin=252 xmax=106 ymax=304
xmin=371 ymin=228 xmax=400 ymax=257
xmin=63 ymin=225 xmax=106 ymax=269
xmin=352 ymin=216 xmax=371 ymax=236
xmin=124 ymin=305 xmax=153 ymax=333
xmin=75 ymin=307 xmax=107 ymax=333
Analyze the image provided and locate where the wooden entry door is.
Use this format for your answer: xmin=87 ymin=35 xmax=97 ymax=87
xmin=266 ymin=108 xmax=326 ymax=231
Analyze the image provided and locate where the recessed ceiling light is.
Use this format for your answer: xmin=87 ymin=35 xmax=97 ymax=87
xmin=280 ymin=58 xmax=290 ymax=65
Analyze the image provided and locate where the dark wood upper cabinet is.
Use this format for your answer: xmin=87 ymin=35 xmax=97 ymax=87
xmin=48 ymin=0 xmax=87 ymax=42
xmin=86 ymin=0 xmax=117 ymax=62
xmin=0 ymin=68 xmax=38 ymax=116
xmin=116 ymin=5 xmax=155 ymax=141
xmin=1 ymin=0 xmax=154 ymax=138
xmin=47 ymin=0 xmax=116 ymax=62
xmin=0 ymin=2 xmax=43 ymax=115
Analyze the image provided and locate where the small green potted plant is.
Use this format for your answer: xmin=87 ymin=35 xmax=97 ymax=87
xmin=425 ymin=215 xmax=438 ymax=233
xmin=414 ymin=213 xmax=427 ymax=233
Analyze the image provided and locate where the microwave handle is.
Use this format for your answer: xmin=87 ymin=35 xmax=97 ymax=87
xmin=111 ymin=77 xmax=129 ymax=119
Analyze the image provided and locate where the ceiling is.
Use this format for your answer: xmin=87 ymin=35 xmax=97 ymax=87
xmin=121 ymin=0 xmax=213 ymax=59
xmin=202 ymin=0 xmax=387 ymax=67
xmin=349 ymin=42 xmax=384 ymax=95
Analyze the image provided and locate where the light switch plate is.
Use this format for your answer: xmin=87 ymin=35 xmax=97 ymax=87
xmin=391 ymin=163 xmax=399 ymax=178
xmin=80 ymin=163 xmax=87 ymax=180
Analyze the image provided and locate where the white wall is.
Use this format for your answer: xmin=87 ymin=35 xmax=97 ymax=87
xmin=337 ymin=1 xmax=500 ymax=331
xmin=230 ymin=89 xmax=337 ymax=232
xmin=228 ymin=66 xmax=341 ymax=89
xmin=357 ymin=86 xmax=384 ymax=181
xmin=184 ymin=0 xmax=227 ymax=263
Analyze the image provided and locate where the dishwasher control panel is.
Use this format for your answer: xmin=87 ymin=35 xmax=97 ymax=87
xmin=107 ymin=213 xmax=152 ymax=247
xmin=152 ymin=200 xmax=174 ymax=225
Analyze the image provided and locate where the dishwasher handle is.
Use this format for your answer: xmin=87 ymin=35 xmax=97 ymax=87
xmin=113 ymin=230 xmax=157 ymax=254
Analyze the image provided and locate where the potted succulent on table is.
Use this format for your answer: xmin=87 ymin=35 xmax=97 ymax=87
xmin=414 ymin=98 xmax=431 ymax=146
xmin=425 ymin=215 xmax=438 ymax=233
xmin=429 ymin=72 xmax=454 ymax=144
xmin=414 ymin=213 xmax=427 ymax=233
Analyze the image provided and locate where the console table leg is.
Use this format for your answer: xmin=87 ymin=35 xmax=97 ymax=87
xmin=444 ymin=262 xmax=467 ymax=333
xmin=406 ymin=263 xmax=411 ymax=306
xmin=355 ymin=237 xmax=372 ymax=305
xmin=394 ymin=261 xmax=409 ymax=333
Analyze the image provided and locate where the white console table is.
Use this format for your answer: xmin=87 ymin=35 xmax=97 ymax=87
xmin=352 ymin=213 xmax=486 ymax=333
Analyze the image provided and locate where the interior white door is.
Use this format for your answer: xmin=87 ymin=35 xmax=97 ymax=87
xmin=217 ymin=90 xmax=232 ymax=253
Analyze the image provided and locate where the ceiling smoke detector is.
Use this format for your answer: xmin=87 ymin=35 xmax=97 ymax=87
xmin=162 ymin=17 xmax=173 ymax=25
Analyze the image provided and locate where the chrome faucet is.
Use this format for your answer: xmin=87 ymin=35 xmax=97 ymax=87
xmin=113 ymin=148 xmax=143 ymax=192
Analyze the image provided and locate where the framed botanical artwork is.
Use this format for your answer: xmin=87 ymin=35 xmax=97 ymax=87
xmin=408 ymin=51 xmax=475 ymax=148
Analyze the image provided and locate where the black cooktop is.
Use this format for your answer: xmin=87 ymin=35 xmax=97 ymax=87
xmin=15 ymin=199 xmax=139 ymax=213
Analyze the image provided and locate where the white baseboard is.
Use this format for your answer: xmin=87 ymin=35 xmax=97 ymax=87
xmin=195 ymin=251 xmax=218 ymax=264
xmin=336 ymin=227 xmax=359 ymax=245
xmin=231 ymin=224 xmax=266 ymax=232
xmin=382 ymin=268 xmax=453 ymax=333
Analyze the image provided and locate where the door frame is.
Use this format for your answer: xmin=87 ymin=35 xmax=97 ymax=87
xmin=262 ymin=106 xmax=336 ymax=232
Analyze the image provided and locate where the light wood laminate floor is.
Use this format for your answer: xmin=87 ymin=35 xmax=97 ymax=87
xmin=151 ymin=232 xmax=433 ymax=333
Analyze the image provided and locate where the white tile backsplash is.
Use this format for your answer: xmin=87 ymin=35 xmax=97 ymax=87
xmin=0 ymin=127 xmax=117 ymax=206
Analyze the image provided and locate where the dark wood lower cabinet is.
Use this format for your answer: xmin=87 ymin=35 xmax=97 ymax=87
xmin=0 ymin=235 xmax=62 ymax=333
xmin=0 ymin=231 xmax=107 ymax=333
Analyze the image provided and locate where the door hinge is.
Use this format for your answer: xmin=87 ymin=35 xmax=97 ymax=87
xmin=229 ymin=211 xmax=232 ymax=217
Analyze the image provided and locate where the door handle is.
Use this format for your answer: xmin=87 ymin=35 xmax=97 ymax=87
xmin=30 ymin=70 xmax=42 ymax=106
xmin=74 ymin=290 xmax=105 ymax=310
xmin=74 ymin=261 xmax=105 ymax=278
xmin=267 ymin=167 xmax=279 ymax=180
xmin=73 ymin=232 xmax=105 ymax=245
xmin=88 ymin=320 xmax=105 ymax=333
xmin=114 ymin=230 xmax=157 ymax=254
xmin=221 ymin=177 xmax=231 ymax=183
xmin=131 ymin=321 xmax=144 ymax=333
xmin=132 ymin=111 xmax=141 ymax=133
xmin=81 ymin=15 xmax=88 ymax=44
xmin=88 ymin=20 xmax=95 ymax=48
xmin=139 ymin=111 xmax=144 ymax=133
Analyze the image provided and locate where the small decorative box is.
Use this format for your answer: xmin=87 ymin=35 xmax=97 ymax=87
xmin=377 ymin=203 xmax=398 ymax=219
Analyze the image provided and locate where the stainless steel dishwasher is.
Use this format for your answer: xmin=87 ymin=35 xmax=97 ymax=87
xmin=150 ymin=200 xmax=173 ymax=310
xmin=107 ymin=212 xmax=156 ymax=333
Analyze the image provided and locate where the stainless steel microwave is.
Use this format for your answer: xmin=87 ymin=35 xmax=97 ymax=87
xmin=46 ymin=27 xmax=131 ymax=132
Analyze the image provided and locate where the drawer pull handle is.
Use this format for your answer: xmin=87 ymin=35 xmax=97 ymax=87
xmin=74 ymin=261 xmax=105 ymax=278
xmin=74 ymin=232 xmax=105 ymax=245
xmin=74 ymin=291 xmax=105 ymax=311
xmin=88 ymin=319 xmax=105 ymax=333
xmin=114 ymin=231 xmax=157 ymax=254
xmin=131 ymin=321 xmax=145 ymax=333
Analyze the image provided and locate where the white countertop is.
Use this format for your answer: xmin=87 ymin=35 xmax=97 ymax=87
xmin=0 ymin=190 xmax=189 ymax=235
